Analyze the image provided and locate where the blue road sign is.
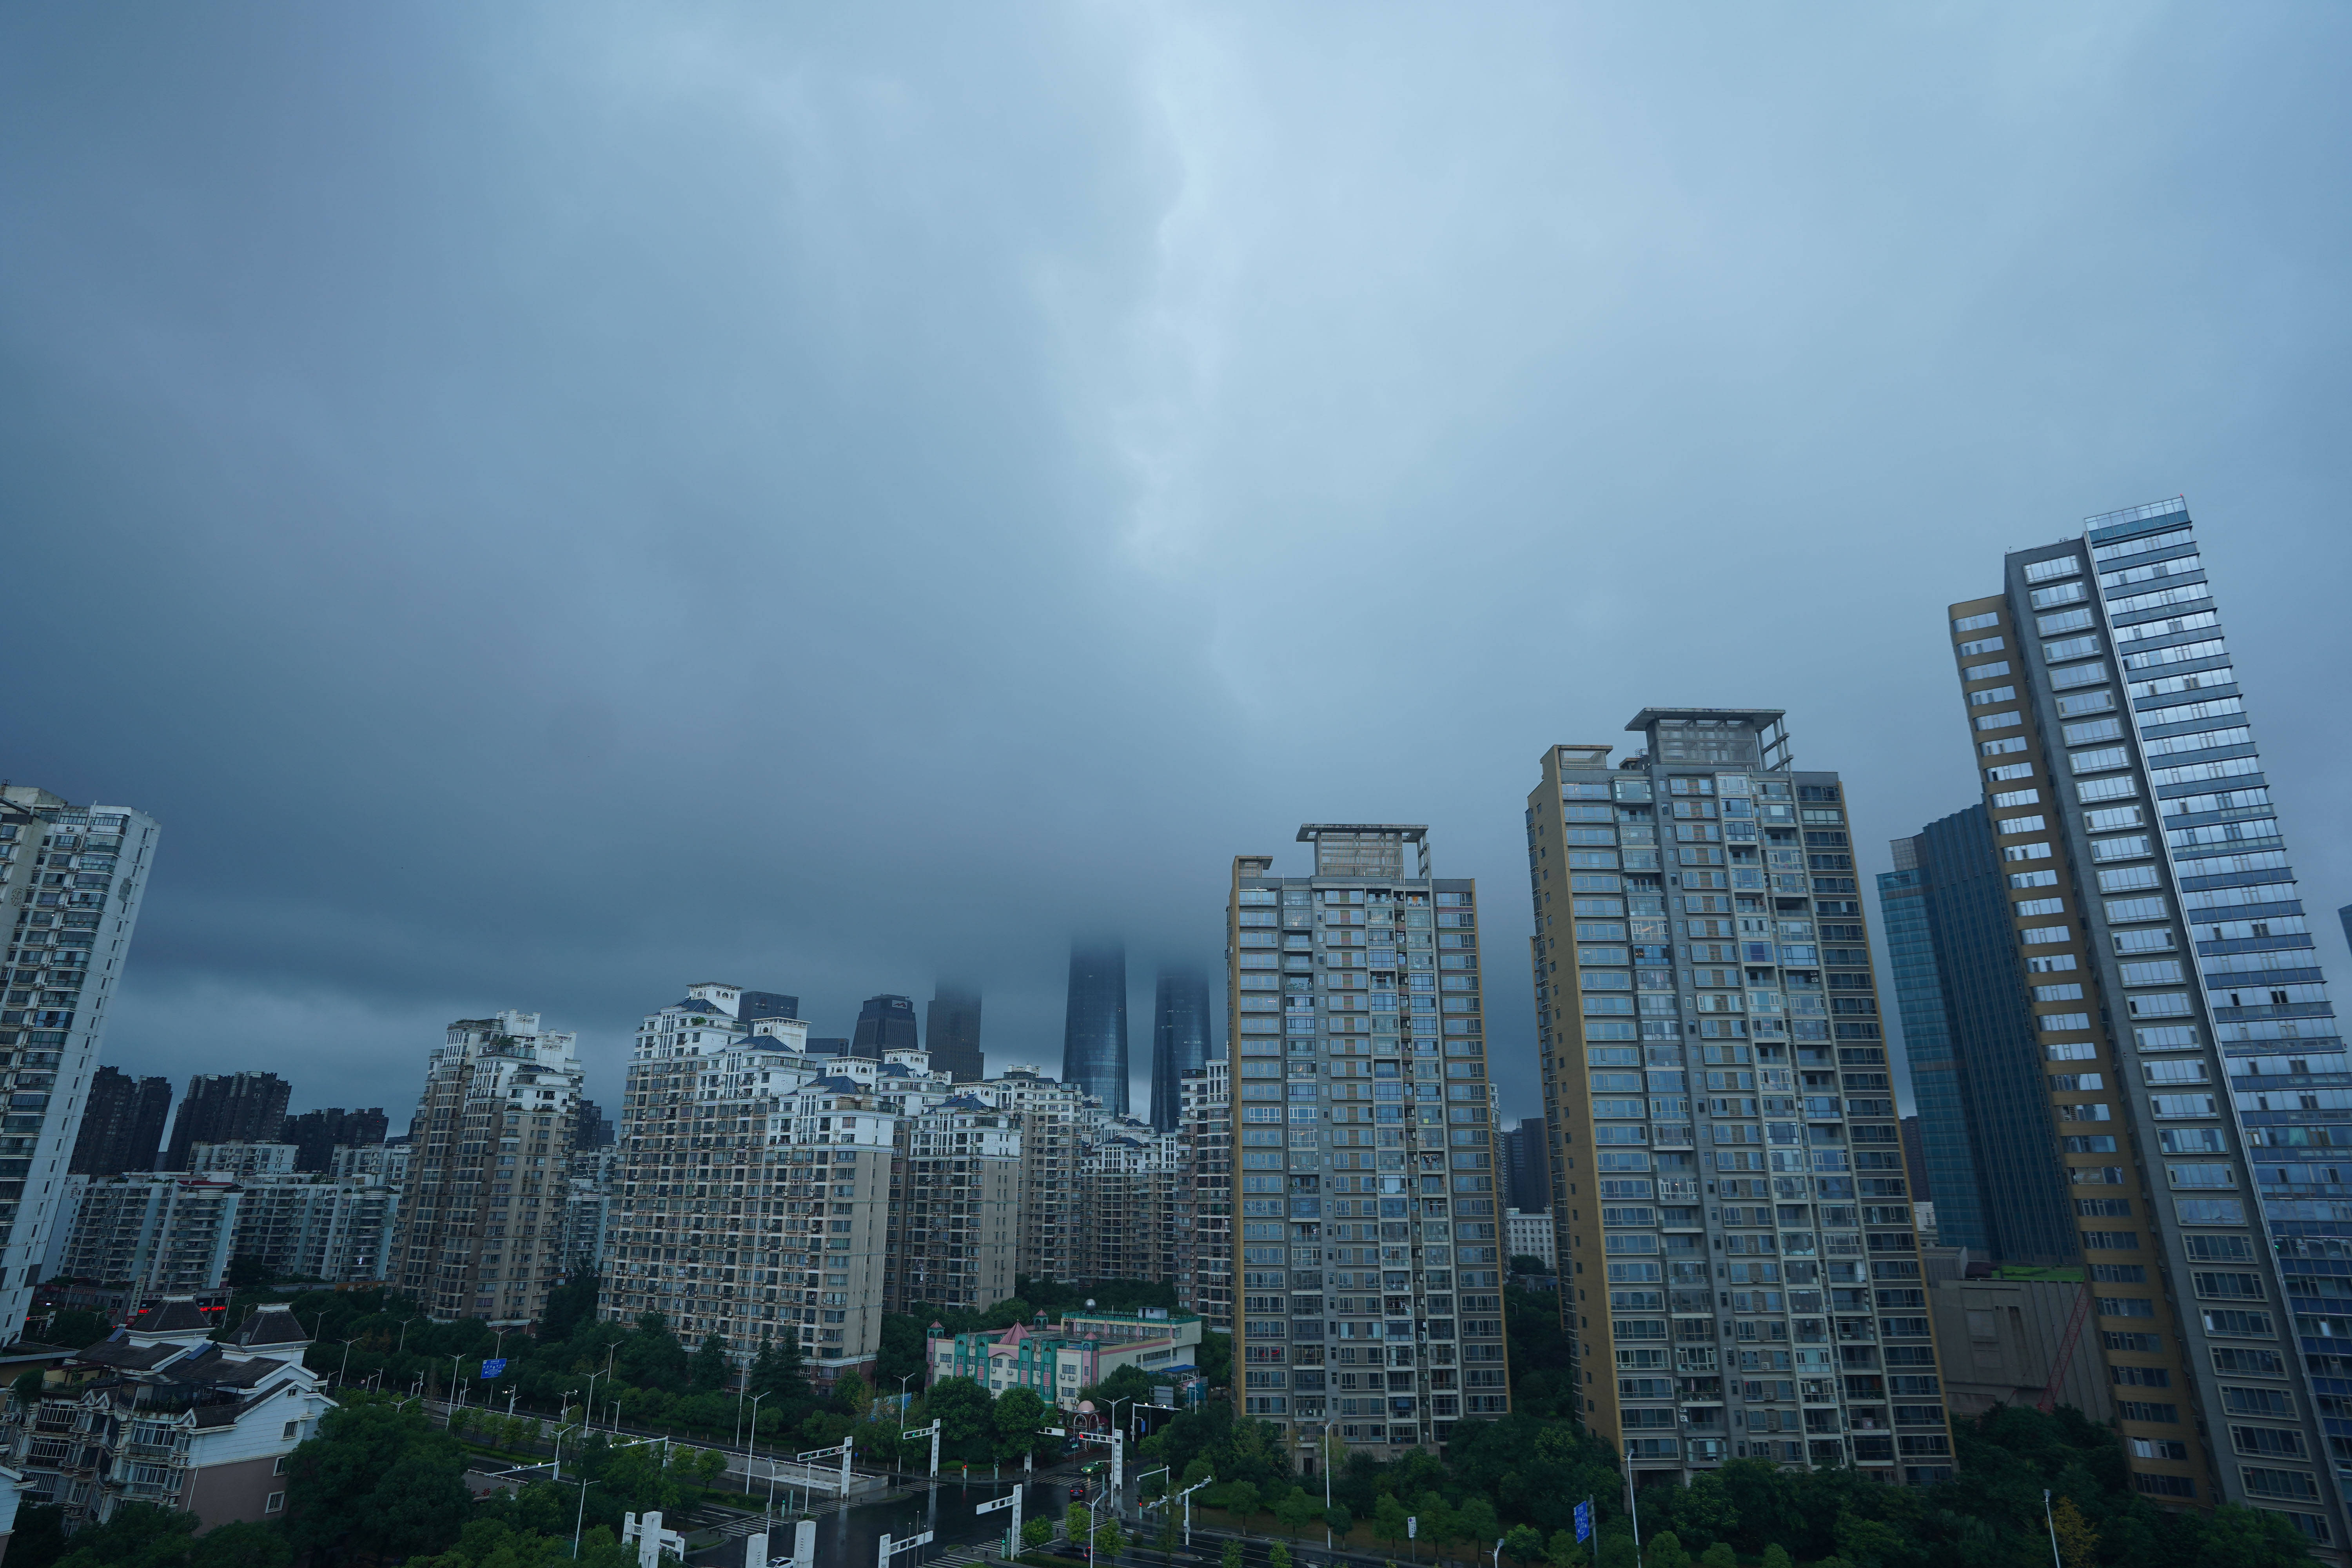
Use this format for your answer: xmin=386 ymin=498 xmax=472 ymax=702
xmin=1574 ymin=1501 xmax=1593 ymax=1543
xmin=482 ymin=1358 xmax=508 ymax=1379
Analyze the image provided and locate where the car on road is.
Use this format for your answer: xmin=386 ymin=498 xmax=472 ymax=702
xmin=1068 ymin=1483 xmax=1088 ymax=1499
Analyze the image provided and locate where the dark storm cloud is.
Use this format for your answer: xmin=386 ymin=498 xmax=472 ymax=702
xmin=4 ymin=4 xmax=2349 ymax=1125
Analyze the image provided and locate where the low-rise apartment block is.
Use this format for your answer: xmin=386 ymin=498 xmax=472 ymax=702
xmin=0 ymin=1299 xmax=333 ymax=1528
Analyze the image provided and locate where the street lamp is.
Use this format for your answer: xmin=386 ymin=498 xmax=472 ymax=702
xmin=396 ymin=1317 xmax=417 ymax=1354
xmin=448 ymin=1352 xmax=466 ymax=1410
xmin=742 ymin=1392 xmax=768 ymax=1494
xmin=338 ymin=1336 xmax=361 ymax=1386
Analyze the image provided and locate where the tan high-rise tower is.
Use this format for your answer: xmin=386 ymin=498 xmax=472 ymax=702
xmin=1528 ymin=712 xmax=1951 ymax=1487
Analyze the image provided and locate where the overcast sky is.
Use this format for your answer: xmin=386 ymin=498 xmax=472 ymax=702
xmin=6 ymin=4 xmax=2350 ymax=1133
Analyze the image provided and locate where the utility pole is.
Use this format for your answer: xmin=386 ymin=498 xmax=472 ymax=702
xmin=978 ymin=1485 xmax=1023 ymax=1557
xmin=879 ymin=1529 xmax=935 ymax=1568
xmin=1177 ymin=1477 xmax=1212 ymax=1548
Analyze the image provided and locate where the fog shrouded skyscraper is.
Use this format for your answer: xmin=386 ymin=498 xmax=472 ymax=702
xmin=1528 ymin=716 xmax=1948 ymax=1488
xmin=1149 ymin=966 xmax=1211 ymax=1131
xmin=1062 ymin=940 xmax=1129 ymax=1114
xmin=925 ymin=983 xmax=985 ymax=1082
xmin=1941 ymin=499 xmax=2348 ymax=1547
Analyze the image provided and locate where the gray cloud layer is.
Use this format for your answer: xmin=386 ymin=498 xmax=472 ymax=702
xmin=5 ymin=4 xmax=2349 ymax=1129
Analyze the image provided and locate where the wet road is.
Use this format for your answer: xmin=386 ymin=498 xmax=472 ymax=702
xmin=690 ymin=1475 xmax=1071 ymax=1568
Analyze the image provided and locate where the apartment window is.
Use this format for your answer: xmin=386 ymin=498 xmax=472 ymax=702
xmin=266 ymin=1492 xmax=287 ymax=1514
xmin=283 ymin=1420 xmax=300 ymax=1440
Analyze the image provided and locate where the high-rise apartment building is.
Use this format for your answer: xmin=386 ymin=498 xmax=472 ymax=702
xmin=1528 ymin=715 xmax=1950 ymax=1486
xmin=925 ymin=984 xmax=985 ymax=1082
xmin=1150 ymin=968 xmax=1212 ymax=1133
xmin=164 ymin=1073 xmax=292 ymax=1172
xmin=976 ymin=1065 xmax=1097 ymax=1285
xmin=0 ymin=786 xmax=160 ymax=1337
xmin=391 ymin=1012 xmax=584 ymax=1325
xmin=601 ymin=985 xmax=894 ymax=1384
xmin=1082 ymin=1126 xmax=1185 ymax=1284
xmin=882 ymin=1094 xmax=1022 ymax=1312
xmin=55 ymin=1173 xmax=241 ymax=1295
xmin=1504 ymin=1117 xmax=1551 ymax=1214
xmin=1942 ymin=498 xmax=2347 ymax=1548
xmin=70 ymin=1068 xmax=172 ymax=1177
xmin=1878 ymin=811 xmax=2074 ymax=1264
xmin=279 ymin=1107 xmax=389 ymax=1172
xmin=851 ymin=995 xmax=920 ymax=1058
xmin=561 ymin=1145 xmax=613 ymax=1278
xmin=1228 ymin=824 xmax=1507 ymax=1459
xmin=1177 ymin=1059 xmax=1233 ymax=1331
xmin=227 ymin=1165 xmax=402 ymax=1283
xmin=1063 ymin=940 xmax=1130 ymax=1116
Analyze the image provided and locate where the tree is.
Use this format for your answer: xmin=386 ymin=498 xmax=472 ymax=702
xmin=51 ymin=1501 xmax=200 ymax=1566
xmin=42 ymin=1307 xmax=111 ymax=1350
xmin=1414 ymin=1493 xmax=1458 ymax=1555
xmin=688 ymin=1333 xmax=732 ymax=1392
xmin=1597 ymin=1539 xmax=1637 ymax=1568
xmin=1275 ymin=1485 xmax=1320 ymax=1538
xmin=1459 ymin=1498 xmax=1501 ymax=1555
xmin=992 ymin=1385 xmax=1051 ymax=1463
xmin=1503 ymin=1525 xmax=1544 ymax=1564
xmin=1375 ymin=1494 xmax=1412 ymax=1550
xmin=282 ymin=1399 xmax=475 ymax=1563
xmin=1085 ymin=1363 xmax=1157 ymax=1410
xmin=1760 ymin=1548 xmax=1793 ymax=1568
xmin=1195 ymin=1330 xmax=1232 ymax=1389
xmin=833 ymin=1367 xmax=874 ymax=1416
xmin=1160 ymin=1515 xmax=1181 ymax=1561
xmin=1329 ymin=1506 xmax=1357 ymax=1541
xmin=1222 ymin=1543 xmax=1245 ymax=1568
xmin=2193 ymin=1504 xmax=2321 ymax=1568
xmin=924 ymin=1376 xmax=994 ymax=1460
xmin=2047 ymin=1497 xmax=2097 ymax=1568
xmin=750 ymin=1335 xmax=815 ymax=1414
xmin=1270 ymin=1544 xmax=1293 ymax=1568
xmin=1025 ymin=1519 xmax=1055 ymax=1550
xmin=540 ymin=1266 xmax=601 ymax=1345
xmin=1544 ymin=1531 xmax=1586 ymax=1568
xmin=1833 ymin=1512 xmax=1912 ymax=1568
xmin=1699 ymin=1545 xmax=1736 ymax=1568
xmin=1223 ymin=1481 xmax=1261 ymax=1527
xmin=1094 ymin=1519 xmax=1126 ymax=1559
xmin=11 ymin=1368 xmax=45 ymax=1409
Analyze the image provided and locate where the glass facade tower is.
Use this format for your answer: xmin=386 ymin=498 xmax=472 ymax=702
xmin=1877 ymin=851 xmax=1988 ymax=1251
xmin=1062 ymin=940 xmax=1129 ymax=1115
xmin=1227 ymin=824 xmax=1507 ymax=1459
xmin=1944 ymin=497 xmax=2347 ymax=1552
xmin=1879 ymin=809 xmax=2076 ymax=1264
xmin=1529 ymin=714 xmax=1951 ymax=1486
xmin=1150 ymin=966 xmax=1212 ymax=1132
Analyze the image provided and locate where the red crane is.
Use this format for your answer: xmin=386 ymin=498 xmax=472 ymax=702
xmin=2038 ymin=1284 xmax=2094 ymax=1414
